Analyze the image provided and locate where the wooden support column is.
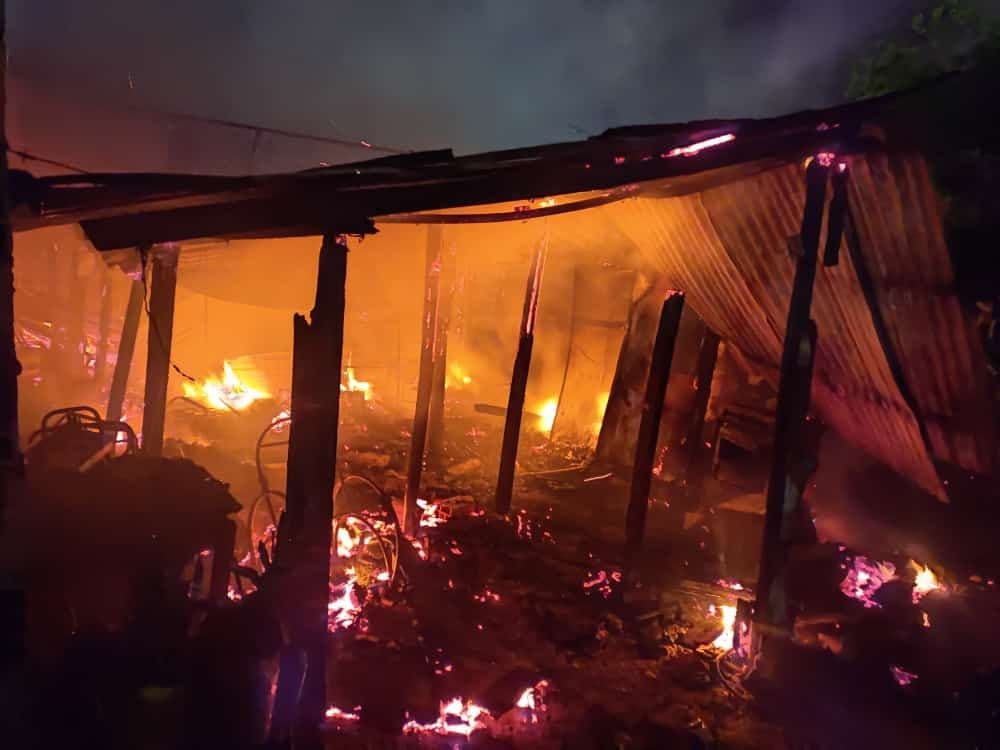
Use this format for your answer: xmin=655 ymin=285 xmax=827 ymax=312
xmin=278 ymin=234 xmax=348 ymax=746
xmin=140 ymin=245 xmax=179 ymax=455
xmin=495 ymin=240 xmax=547 ymax=515
xmin=683 ymin=329 xmax=721 ymax=495
xmin=0 ymin=0 xmax=20 ymax=477
xmin=426 ymin=241 xmax=455 ymax=469
xmin=755 ymin=158 xmax=830 ymax=635
xmin=94 ymin=265 xmax=112 ymax=385
xmin=624 ymin=292 xmax=684 ymax=553
xmin=403 ymin=226 xmax=442 ymax=536
xmin=107 ymin=279 xmax=143 ymax=423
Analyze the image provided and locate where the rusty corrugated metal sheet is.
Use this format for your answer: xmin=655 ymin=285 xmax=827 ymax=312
xmin=606 ymin=152 xmax=994 ymax=499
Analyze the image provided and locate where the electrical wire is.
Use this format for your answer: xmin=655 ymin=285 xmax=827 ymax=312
xmin=7 ymin=147 xmax=89 ymax=174
xmin=138 ymin=245 xmax=198 ymax=384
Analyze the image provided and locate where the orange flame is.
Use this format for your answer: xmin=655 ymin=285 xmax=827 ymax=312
xmin=537 ymin=398 xmax=558 ymax=434
xmin=182 ymin=361 xmax=269 ymax=411
xmin=911 ymin=562 xmax=943 ymax=604
xmin=710 ymin=604 xmax=737 ymax=651
xmin=340 ymin=366 xmax=371 ymax=400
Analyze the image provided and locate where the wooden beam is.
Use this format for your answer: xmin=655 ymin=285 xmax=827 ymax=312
xmin=403 ymin=226 xmax=443 ymax=536
xmin=755 ymin=158 xmax=829 ymax=634
xmin=106 ymin=279 xmax=143 ymax=423
xmin=625 ymin=292 xmax=685 ymax=552
xmin=140 ymin=244 xmax=179 ymax=455
xmin=426 ymin=240 xmax=455 ymax=469
xmin=277 ymin=234 xmax=348 ymax=746
xmin=495 ymin=240 xmax=547 ymax=515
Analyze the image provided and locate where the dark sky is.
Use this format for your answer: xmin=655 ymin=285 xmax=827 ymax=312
xmin=9 ymin=1 xmax=922 ymax=154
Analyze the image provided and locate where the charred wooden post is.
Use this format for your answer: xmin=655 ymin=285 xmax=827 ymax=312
xmin=624 ymin=292 xmax=684 ymax=552
xmin=683 ymin=329 xmax=721 ymax=495
xmin=95 ymin=264 xmax=112 ymax=385
xmin=140 ymin=244 xmax=179 ymax=455
xmin=754 ymin=157 xmax=830 ymax=638
xmin=277 ymin=234 xmax=348 ymax=746
xmin=0 ymin=0 xmax=20 ymax=479
xmin=106 ymin=279 xmax=144 ymax=423
xmin=495 ymin=241 xmax=547 ymax=515
xmin=427 ymin=241 xmax=456 ymax=469
xmin=403 ymin=226 xmax=443 ymax=536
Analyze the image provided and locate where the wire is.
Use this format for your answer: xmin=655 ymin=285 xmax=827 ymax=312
xmin=7 ymin=147 xmax=89 ymax=174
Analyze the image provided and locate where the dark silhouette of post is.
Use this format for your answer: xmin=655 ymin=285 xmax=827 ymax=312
xmin=495 ymin=240 xmax=547 ymax=515
xmin=277 ymin=234 xmax=348 ymax=747
xmin=403 ymin=226 xmax=442 ymax=535
xmin=625 ymin=292 xmax=685 ymax=551
xmin=140 ymin=245 xmax=179 ymax=455
xmin=427 ymin=241 xmax=456 ymax=469
xmin=755 ymin=158 xmax=830 ymax=637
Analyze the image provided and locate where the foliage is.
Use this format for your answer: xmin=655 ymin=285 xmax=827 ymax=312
xmin=848 ymin=0 xmax=1000 ymax=99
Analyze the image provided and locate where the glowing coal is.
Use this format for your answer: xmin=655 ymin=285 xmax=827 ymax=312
xmin=840 ymin=556 xmax=896 ymax=609
xmin=910 ymin=562 xmax=943 ymax=604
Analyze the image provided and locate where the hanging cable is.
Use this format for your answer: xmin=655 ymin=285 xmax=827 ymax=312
xmin=138 ymin=245 xmax=198 ymax=384
xmin=7 ymin=147 xmax=89 ymax=174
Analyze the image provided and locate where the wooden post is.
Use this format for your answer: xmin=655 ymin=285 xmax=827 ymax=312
xmin=683 ymin=329 xmax=721 ymax=493
xmin=403 ymin=226 xmax=442 ymax=536
xmin=549 ymin=266 xmax=580 ymax=440
xmin=426 ymin=241 xmax=455 ymax=469
xmin=140 ymin=245 xmax=179 ymax=455
xmin=107 ymin=279 xmax=144 ymax=423
xmin=624 ymin=292 xmax=684 ymax=552
xmin=277 ymin=234 xmax=348 ymax=746
xmin=495 ymin=240 xmax=547 ymax=515
xmin=755 ymin=158 xmax=829 ymax=635
xmin=0 ymin=0 xmax=20 ymax=477
xmin=94 ymin=264 xmax=112 ymax=385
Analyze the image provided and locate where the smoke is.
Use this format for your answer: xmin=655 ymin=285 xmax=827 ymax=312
xmin=9 ymin=0 xmax=918 ymax=153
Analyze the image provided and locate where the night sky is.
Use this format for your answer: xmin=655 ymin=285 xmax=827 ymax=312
xmin=6 ymin=1 xmax=933 ymax=154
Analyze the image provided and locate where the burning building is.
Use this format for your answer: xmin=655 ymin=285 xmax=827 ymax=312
xmin=2 ymin=67 xmax=999 ymax=748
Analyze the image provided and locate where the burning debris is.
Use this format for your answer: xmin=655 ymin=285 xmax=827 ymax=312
xmin=182 ymin=361 xmax=269 ymax=411
xmin=840 ymin=555 xmax=897 ymax=609
xmin=890 ymin=665 xmax=919 ymax=687
xmin=402 ymin=681 xmax=551 ymax=740
xmin=709 ymin=604 xmax=738 ymax=652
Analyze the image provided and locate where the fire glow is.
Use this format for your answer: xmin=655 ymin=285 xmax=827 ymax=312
xmin=182 ymin=361 xmax=269 ymax=411
xmin=663 ymin=133 xmax=735 ymax=158
xmin=340 ymin=365 xmax=371 ymax=400
xmin=537 ymin=398 xmax=558 ymax=434
xmin=709 ymin=604 xmax=738 ymax=651
xmin=911 ymin=562 xmax=943 ymax=604
xmin=840 ymin=556 xmax=896 ymax=609
xmin=402 ymin=681 xmax=549 ymax=739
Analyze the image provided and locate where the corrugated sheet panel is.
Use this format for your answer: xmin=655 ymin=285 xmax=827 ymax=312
xmin=604 ymin=153 xmax=992 ymax=499
xmin=848 ymin=154 xmax=996 ymax=474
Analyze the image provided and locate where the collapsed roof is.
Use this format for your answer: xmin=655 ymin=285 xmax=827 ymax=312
xmin=8 ymin=72 xmax=997 ymax=500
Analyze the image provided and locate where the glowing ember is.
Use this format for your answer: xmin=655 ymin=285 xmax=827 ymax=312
xmin=473 ymin=588 xmax=501 ymax=604
xmin=340 ymin=365 xmax=371 ymax=400
xmin=890 ymin=665 xmax=918 ymax=686
xmin=840 ymin=556 xmax=896 ymax=609
xmin=710 ymin=604 xmax=738 ymax=651
xmin=270 ymin=408 xmax=291 ymax=432
xmin=328 ymin=579 xmax=362 ymax=631
xmin=336 ymin=526 xmax=357 ymax=558
xmin=717 ymin=579 xmax=746 ymax=592
xmin=182 ymin=361 xmax=269 ymax=411
xmin=583 ymin=569 xmax=622 ymax=599
xmin=416 ymin=497 xmax=448 ymax=528
xmin=403 ymin=698 xmax=492 ymax=738
xmin=922 ymin=611 xmax=931 ymax=628
xmin=537 ymin=398 xmax=558 ymax=434
xmin=663 ymin=133 xmax=736 ymax=158
xmin=911 ymin=562 xmax=943 ymax=604
xmin=411 ymin=538 xmax=429 ymax=561
xmin=324 ymin=705 xmax=361 ymax=723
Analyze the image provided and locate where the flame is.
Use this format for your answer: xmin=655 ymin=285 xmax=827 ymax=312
xmin=663 ymin=133 xmax=735 ymax=158
xmin=446 ymin=362 xmax=473 ymax=388
xmin=416 ymin=497 xmax=448 ymax=528
xmin=336 ymin=525 xmax=358 ymax=558
xmin=911 ymin=562 xmax=943 ymax=604
xmin=710 ymin=604 xmax=737 ymax=651
xmin=270 ymin=408 xmax=291 ymax=432
xmin=340 ymin=366 xmax=371 ymax=400
xmin=328 ymin=579 xmax=361 ymax=630
xmin=537 ymin=398 xmax=558 ymax=434
xmin=182 ymin=361 xmax=269 ymax=411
